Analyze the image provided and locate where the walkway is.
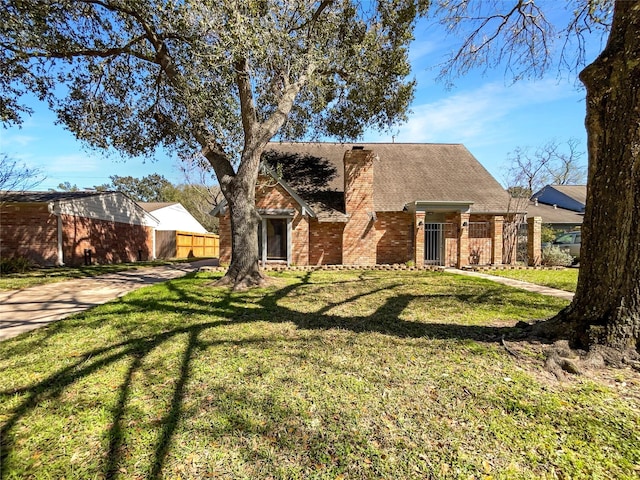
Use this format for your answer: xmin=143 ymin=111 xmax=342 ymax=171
xmin=0 ymin=259 xmax=218 ymax=341
xmin=447 ymin=268 xmax=575 ymax=301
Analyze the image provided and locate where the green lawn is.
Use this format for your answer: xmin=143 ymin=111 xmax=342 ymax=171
xmin=486 ymin=268 xmax=579 ymax=292
xmin=1 ymin=270 xmax=638 ymax=479
xmin=0 ymin=259 xmax=196 ymax=291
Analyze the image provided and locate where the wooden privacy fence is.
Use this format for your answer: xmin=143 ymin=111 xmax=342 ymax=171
xmin=155 ymin=230 xmax=219 ymax=259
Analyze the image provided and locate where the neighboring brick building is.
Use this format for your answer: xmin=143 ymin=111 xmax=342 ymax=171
xmin=0 ymin=191 xmax=159 ymax=266
xmin=214 ymin=142 xmax=515 ymax=268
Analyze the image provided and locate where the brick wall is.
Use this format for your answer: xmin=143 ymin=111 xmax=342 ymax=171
xmin=61 ymin=214 xmax=153 ymax=266
xmin=218 ymin=176 xmax=311 ymax=265
xmin=342 ymin=148 xmax=377 ymax=265
xmin=491 ymin=216 xmax=504 ymax=265
xmin=527 ymin=216 xmax=542 ymax=266
xmin=0 ymin=203 xmax=58 ymax=265
xmin=0 ymin=203 xmax=153 ymax=266
xmin=457 ymin=212 xmax=471 ymax=268
xmin=309 ymin=221 xmax=344 ymax=265
xmin=256 ymin=177 xmax=299 ymax=211
xmin=218 ymin=215 xmax=232 ymax=264
xmin=414 ymin=212 xmax=426 ymax=267
xmin=291 ymin=215 xmax=309 ymax=265
xmin=375 ymin=212 xmax=413 ymax=264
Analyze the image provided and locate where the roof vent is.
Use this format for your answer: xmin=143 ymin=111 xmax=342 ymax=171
xmin=352 ymin=146 xmax=364 ymax=150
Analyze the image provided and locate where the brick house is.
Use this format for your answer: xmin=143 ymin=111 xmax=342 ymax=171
xmin=0 ymin=191 xmax=158 ymax=266
xmin=214 ymin=142 xmax=514 ymax=268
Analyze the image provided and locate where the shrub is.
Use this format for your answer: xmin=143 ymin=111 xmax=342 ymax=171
xmin=541 ymin=245 xmax=574 ymax=267
xmin=0 ymin=256 xmax=35 ymax=274
xmin=541 ymin=224 xmax=560 ymax=244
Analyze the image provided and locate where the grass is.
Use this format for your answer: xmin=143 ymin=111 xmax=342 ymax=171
xmin=1 ymin=269 xmax=638 ymax=479
xmin=486 ymin=268 xmax=579 ymax=292
xmin=0 ymin=259 xmax=203 ymax=291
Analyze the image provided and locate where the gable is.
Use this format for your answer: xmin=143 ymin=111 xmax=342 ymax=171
xmin=139 ymin=203 xmax=207 ymax=232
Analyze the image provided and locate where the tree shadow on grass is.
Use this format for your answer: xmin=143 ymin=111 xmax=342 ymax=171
xmin=0 ymin=270 xmax=560 ymax=479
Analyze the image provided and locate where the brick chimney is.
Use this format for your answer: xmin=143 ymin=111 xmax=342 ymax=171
xmin=342 ymin=146 xmax=377 ymax=265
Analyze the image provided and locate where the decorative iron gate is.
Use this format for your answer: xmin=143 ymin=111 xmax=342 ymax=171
xmin=425 ymin=223 xmax=445 ymax=265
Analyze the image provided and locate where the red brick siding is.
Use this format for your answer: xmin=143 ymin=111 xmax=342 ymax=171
xmin=291 ymin=215 xmax=309 ymax=265
xmin=61 ymin=214 xmax=153 ymax=266
xmin=342 ymin=149 xmax=376 ymax=265
xmin=467 ymin=214 xmax=495 ymax=265
xmin=218 ymin=215 xmax=232 ymax=264
xmin=0 ymin=204 xmax=153 ymax=266
xmin=218 ymin=177 xmax=310 ymax=265
xmin=309 ymin=221 xmax=344 ymax=265
xmin=375 ymin=212 xmax=413 ymax=264
xmin=256 ymin=178 xmax=299 ymax=211
xmin=443 ymin=213 xmax=459 ymax=267
xmin=0 ymin=203 xmax=58 ymax=265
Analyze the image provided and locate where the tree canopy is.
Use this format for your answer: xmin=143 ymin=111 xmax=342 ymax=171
xmin=1 ymin=0 xmax=429 ymax=287
xmin=1 ymin=0 xmax=427 ymax=155
xmin=95 ymin=174 xmax=177 ymax=202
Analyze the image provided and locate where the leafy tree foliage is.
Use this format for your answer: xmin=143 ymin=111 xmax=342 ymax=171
xmin=95 ymin=174 xmax=177 ymax=202
xmin=53 ymin=181 xmax=80 ymax=192
xmin=1 ymin=0 xmax=428 ymax=288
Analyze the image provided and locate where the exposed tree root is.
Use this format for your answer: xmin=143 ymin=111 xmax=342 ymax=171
xmin=513 ymin=320 xmax=640 ymax=381
xmin=214 ymin=268 xmax=267 ymax=291
xmin=501 ymin=336 xmax=519 ymax=358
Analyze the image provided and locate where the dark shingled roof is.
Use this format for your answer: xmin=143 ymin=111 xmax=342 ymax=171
xmin=0 ymin=190 xmax=108 ymax=202
xmin=525 ymin=201 xmax=584 ymax=225
xmin=265 ymin=142 xmax=511 ymax=215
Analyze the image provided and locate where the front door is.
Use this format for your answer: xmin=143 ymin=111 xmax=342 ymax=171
xmin=266 ymin=218 xmax=287 ymax=260
xmin=425 ymin=223 xmax=444 ymax=265
xmin=258 ymin=217 xmax=289 ymax=264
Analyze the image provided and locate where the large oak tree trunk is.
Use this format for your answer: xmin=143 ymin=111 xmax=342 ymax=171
xmin=544 ymin=1 xmax=640 ymax=354
xmin=214 ymin=147 xmax=266 ymax=289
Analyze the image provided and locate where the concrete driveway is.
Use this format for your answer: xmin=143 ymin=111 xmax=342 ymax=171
xmin=0 ymin=259 xmax=219 ymax=341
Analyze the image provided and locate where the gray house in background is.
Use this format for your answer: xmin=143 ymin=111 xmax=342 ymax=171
xmin=531 ymin=185 xmax=586 ymax=213
xmin=527 ymin=184 xmax=586 ymax=232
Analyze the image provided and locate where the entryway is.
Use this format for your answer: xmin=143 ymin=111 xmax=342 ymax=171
xmin=424 ymin=223 xmax=445 ymax=265
xmin=258 ymin=217 xmax=291 ymax=265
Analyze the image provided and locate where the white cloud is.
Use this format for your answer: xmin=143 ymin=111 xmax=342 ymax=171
xmin=46 ymin=153 xmax=102 ymax=173
xmin=408 ymin=38 xmax=440 ymax=63
xmin=369 ymin=79 xmax=578 ymax=146
xmin=1 ymin=133 xmax=38 ymax=149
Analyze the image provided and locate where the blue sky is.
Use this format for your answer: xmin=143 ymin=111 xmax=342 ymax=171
xmin=1 ymin=8 xmax=604 ymax=192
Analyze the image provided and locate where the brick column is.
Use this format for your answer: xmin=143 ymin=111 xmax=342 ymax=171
xmin=457 ymin=212 xmax=470 ymax=269
xmin=218 ymin=214 xmax=232 ymax=264
xmin=491 ymin=215 xmax=504 ymax=265
xmin=342 ymin=148 xmax=377 ymax=265
xmin=414 ymin=212 xmax=425 ymax=267
xmin=527 ymin=216 xmax=542 ymax=266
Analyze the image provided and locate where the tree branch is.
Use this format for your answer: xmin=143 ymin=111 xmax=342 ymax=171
xmin=1 ymin=35 xmax=154 ymax=64
xmin=234 ymin=57 xmax=259 ymax=144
